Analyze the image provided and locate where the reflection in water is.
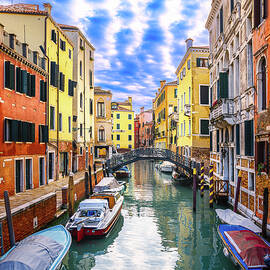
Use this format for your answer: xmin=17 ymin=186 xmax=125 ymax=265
xmin=57 ymin=160 xmax=235 ymax=270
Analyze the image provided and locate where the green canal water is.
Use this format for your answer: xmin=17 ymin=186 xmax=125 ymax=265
xmin=54 ymin=160 xmax=235 ymax=270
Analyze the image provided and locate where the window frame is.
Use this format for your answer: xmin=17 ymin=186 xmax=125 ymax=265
xmin=199 ymin=119 xmax=210 ymax=136
xmin=199 ymin=84 xmax=210 ymax=106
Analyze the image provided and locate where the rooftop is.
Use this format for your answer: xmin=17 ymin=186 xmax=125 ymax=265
xmin=0 ymin=4 xmax=47 ymax=15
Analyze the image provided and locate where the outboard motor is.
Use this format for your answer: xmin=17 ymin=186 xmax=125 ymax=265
xmin=264 ymin=254 xmax=270 ymax=267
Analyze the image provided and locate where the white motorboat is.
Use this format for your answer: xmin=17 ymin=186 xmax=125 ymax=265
xmin=93 ymin=176 xmax=125 ymax=194
xmin=159 ymin=161 xmax=175 ymax=173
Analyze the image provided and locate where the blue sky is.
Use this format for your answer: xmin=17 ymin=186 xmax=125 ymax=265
xmin=5 ymin=0 xmax=211 ymax=113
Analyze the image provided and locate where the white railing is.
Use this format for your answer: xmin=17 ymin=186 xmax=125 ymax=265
xmin=184 ymin=104 xmax=191 ymax=117
xmin=210 ymin=99 xmax=234 ymax=121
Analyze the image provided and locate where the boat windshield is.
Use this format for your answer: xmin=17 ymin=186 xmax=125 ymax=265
xmin=79 ymin=210 xmax=102 ymax=217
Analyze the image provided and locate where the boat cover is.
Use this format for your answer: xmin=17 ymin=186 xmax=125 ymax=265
xmin=94 ymin=177 xmax=121 ymax=193
xmin=225 ymin=230 xmax=270 ymax=268
xmin=0 ymin=235 xmax=63 ymax=270
xmin=79 ymin=199 xmax=108 ymax=210
xmin=216 ymin=209 xmax=261 ymax=233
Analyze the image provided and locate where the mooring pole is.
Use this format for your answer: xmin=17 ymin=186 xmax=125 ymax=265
xmin=94 ymin=163 xmax=97 ymax=185
xmin=84 ymin=171 xmax=89 ymax=199
xmin=209 ymin=164 xmax=214 ymax=208
xmin=102 ymin=163 xmax=106 ymax=177
xmin=262 ymin=188 xmax=269 ymax=238
xmin=68 ymin=173 xmax=74 ymax=217
xmin=193 ymin=168 xmax=197 ymax=212
xmin=89 ymin=165 xmax=93 ymax=195
xmin=200 ymin=162 xmax=204 ymax=197
xmin=4 ymin=191 xmax=15 ymax=248
xmin=233 ymin=171 xmax=242 ymax=213
xmin=0 ymin=223 xmax=3 ymax=255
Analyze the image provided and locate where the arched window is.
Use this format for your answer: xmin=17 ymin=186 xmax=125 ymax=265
xmin=258 ymin=57 xmax=267 ymax=111
xmin=97 ymin=98 xmax=105 ymax=117
xmin=80 ymin=92 xmax=83 ymax=109
xmin=98 ymin=126 xmax=105 ymax=142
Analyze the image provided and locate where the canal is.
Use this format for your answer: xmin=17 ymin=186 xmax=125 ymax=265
xmin=54 ymin=160 xmax=235 ymax=270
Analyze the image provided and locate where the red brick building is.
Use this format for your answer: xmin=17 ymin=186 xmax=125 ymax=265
xmin=134 ymin=115 xmax=139 ymax=148
xmin=253 ymin=0 xmax=270 ymax=222
xmin=0 ymin=24 xmax=47 ymax=198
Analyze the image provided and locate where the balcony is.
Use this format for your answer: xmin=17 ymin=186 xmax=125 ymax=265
xmin=210 ymin=99 xmax=234 ymax=127
xmin=169 ymin=112 xmax=179 ymax=122
xmin=184 ymin=104 xmax=191 ymax=117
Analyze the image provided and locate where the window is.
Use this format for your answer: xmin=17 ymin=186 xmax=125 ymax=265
xmin=189 ymin=119 xmax=191 ymax=136
xmin=80 ymin=61 xmax=82 ymax=77
xmin=89 ymin=99 xmax=93 ymax=114
xmin=117 ymin=134 xmax=120 ymax=141
xmin=25 ymin=159 xmax=32 ymax=190
xmin=128 ymin=135 xmax=132 ymax=141
xmin=80 ymin=147 xmax=83 ymax=155
xmin=128 ymin=114 xmax=132 ymax=120
xmin=174 ymin=106 xmax=177 ymax=113
xmin=231 ymin=0 xmax=234 ymax=12
xmin=60 ymin=39 xmax=66 ymax=51
xmin=128 ymin=124 xmax=132 ymax=130
xmin=219 ymin=6 xmax=223 ymax=34
xmin=33 ymin=52 xmax=38 ymax=65
xmin=174 ymin=88 xmax=177 ymax=98
xmin=247 ymin=41 xmax=253 ymax=88
xmin=80 ymin=93 xmax=83 ymax=109
xmin=68 ymin=117 xmax=71 ymax=133
xmin=248 ymin=172 xmax=255 ymax=191
xmin=258 ymin=57 xmax=267 ymax=111
xmin=245 ymin=120 xmax=254 ymax=156
xmin=50 ymin=61 xmax=59 ymax=87
xmin=217 ymin=130 xmax=220 ymax=152
xmin=68 ymin=80 xmax=76 ymax=96
xmin=50 ymin=106 xmax=55 ymax=130
xmin=187 ymin=59 xmax=191 ymax=70
xmin=4 ymin=119 xmax=12 ymax=141
xmin=257 ymin=141 xmax=269 ymax=174
xmin=89 ymin=70 xmax=93 ymax=87
xmin=236 ymin=124 xmax=240 ymax=155
xmin=117 ymin=123 xmax=120 ymax=129
xmin=97 ymin=101 xmax=105 ymax=117
xmin=51 ymin=29 xmax=57 ymax=43
xmin=196 ymin=58 xmax=208 ymax=67
xmin=184 ymin=121 xmax=186 ymax=136
xmin=189 ymin=87 xmax=191 ymax=104
xmin=200 ymin=85 xmax=209 ymax=105
xmin=80 ymin=123 xmax=83 ymax=137
xmin=117 ymin=144 xmax=120 ymax=148
xmin=98 ymin=127 xmax=105 ymax=141
xmin=80 ymin=38 xmax=83 ymax=49
xmin=89 ymin=126 xmax=92 ymax=138
xmin=117 ymin=114 xmax=120 ymax=119
xmin=59 ymin=113 xmax=62 ymax=131
xmin=39 ymin=125 xmax=48 ymax=143
xmin=112 ymin=134 xmax=113 ymax=140
xmin=4 ymin=61 xmax=15 ymax=90
xmin=200 ymin=119 xmax=209 ymax=135
xmin=40 ymin=80 xmax=47 ymax=102
xmin=69 ymin=49 xmax=71 ymax=59
xmin=59 ymin=72 xmax=65 ymax=91
xmin=254 ymin=0 xmax=267 ymax=27
xmin=128 ymin=144 xmax=132 ymax=149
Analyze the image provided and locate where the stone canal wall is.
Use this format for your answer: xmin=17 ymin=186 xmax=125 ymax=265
xmin=1 ymin=168 xmax=104 ymax=252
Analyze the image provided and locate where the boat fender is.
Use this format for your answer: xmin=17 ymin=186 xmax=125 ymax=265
xmin=264 ymin=254 xmax=270 ymax=267
xmin=223 ymin=247 xmax=229 ymax=257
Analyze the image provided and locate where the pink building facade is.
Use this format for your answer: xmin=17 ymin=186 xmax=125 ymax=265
xmin=138 ymin=107 xmax=153 ymax=147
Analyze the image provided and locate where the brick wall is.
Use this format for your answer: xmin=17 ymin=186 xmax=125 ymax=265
xmin=0 ymin=193 xmax=56 ymax=252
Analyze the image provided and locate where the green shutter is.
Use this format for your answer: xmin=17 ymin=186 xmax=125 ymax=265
xmin=44 ymin=81 xmax=47 ymax=102
xmin=196 ymin=58 xmax=200 ymax=67
xmin=245 ymin=120 xmax=254 ymax=156
xmin=62 ymin=74 xmax=65 ymax=91
xmin=31 ymin=123 xmax=35 ymax=143
xmin=10 ymin=64 xmax=15 ymax=90
xmin=44 ymin=125 xmax=48 ymax=143
xmin=50 ymin=61 xmax=56 ymax=86
xmin=21 ymin=70 xmax=27 ymax=93
xmin=236 ymin=124 xmax=240 ymax=155
xmin=55 ymin=64 xmax=59 ymax=87
xmin=220 ymin=6 xmax=223 ymax=33
xmin=31 ymin=75 xmax=35 ymax=97
xmin=90 ymin=70 xmax=93 ymax=87
xmin=11 ymin=120 xmax=18 ymax=142
xmin=39 ymin=125 xmax=42 ymax=143
xmin=5 ymin=61 xmax=10 ymax=89
xmin=26 ymin=73 xmax=31 ymax=96
xmin=200 ymin=120 xmax=209 ymax=135
xmin=16 ymin=67 xmax=21 ymax=92
xmin=22 ymin=122 xmax=28 ymax=142
xmin=219 ymin=72 xmax=228 ymax=98
xmin=40 ymin=80 xmax=44 ymax=101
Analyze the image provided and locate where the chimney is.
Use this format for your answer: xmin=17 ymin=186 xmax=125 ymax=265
xmin=128 ymin=96 xmax=132 ymax=104
xmin=185 ymin=38 xmax=193 ymax=51
xmin=43 ymin=3 xmax=52 ymax=15
xmin=140 ymin=107 xmax=144 ymax=113
xmin=0 ymin=24 xmax=4 ymax=44
xmin=160 ymin=80 xmax=166 ymax=88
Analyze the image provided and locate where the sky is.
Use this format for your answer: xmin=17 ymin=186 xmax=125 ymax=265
xmin=3 ymin=0 xmax=211 ymax=113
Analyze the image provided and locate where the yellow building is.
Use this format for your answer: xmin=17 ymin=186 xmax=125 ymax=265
xmin=0 ymin=3 xmax=75 ymax=180
xmin=94 ymin=87 xmax=113 ymax=160
xmin=153 ymin=80 xmax=178 ymax=149
xmin=111 ymin=97 xmax=134 ymax=151
xmin=175 ymin=38 xmax=210 ymax=162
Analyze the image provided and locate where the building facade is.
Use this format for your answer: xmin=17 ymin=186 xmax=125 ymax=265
xmin=138 ymin=107 xmax=153 ymax=147
xmin=59 ymin=24 xmax=95 ymax=173
xmin=153 ymin=80 xmax=178 ymax=149
xmin=0 ymin=3 xmax=75 ymax=181
xmin=134 ymin=115 xmax=140 ymax=149
xmin=253 ymin=0 xmax=270 ymax=221
xmin=0 ymin=24 xmax=47 ymax=198
xmin=111 ymin=97 xmax=134 ymax=151
xmin=175 ymin=39 xmax=210 ymax=163
xmin=206 ymin=0 xmax=255 ymax=215
xmin=94 ymin=87 xmax=112 ymax=160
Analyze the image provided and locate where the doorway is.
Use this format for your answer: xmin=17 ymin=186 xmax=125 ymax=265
xmin=15 ymin=159 xmax=23 ymax=193
xmin=39 ymin=157 xmax=45 ymax=186
xmin=25 ymin=159 xmax=32 ymax=190
xmin=48 ymin=152 xmax=55 ymax=181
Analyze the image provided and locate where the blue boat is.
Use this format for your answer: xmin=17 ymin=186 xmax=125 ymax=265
xmin=0 ymin=225 xmax=71 ymax=270
xmin=218 ymin=224 xmax=270 ymax=269
xmin=114 ymin=165 xmax=131 ymax=178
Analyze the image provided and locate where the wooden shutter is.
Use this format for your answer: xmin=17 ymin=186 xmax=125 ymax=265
xmin=264 ymin=0 xmax=268 ymax=19
xmin=22 ymin=121 xmax=28 ymax=142
xmin=200 ymin=86 xmax=209 ymax=104
xmin=196 ymin=58 xmax=200 ymax=67
xmin=55 ymin=64 xmax=59 ymax=87
xmin=31 ymin=123 xmax=35 ymax=143
xmin=59 ymin=72 xmax=62 ymax=90
xmin=44 ymin=125 xmax=48 ymax=143
xmin=245 ymin=120 xmax=254 ymax=156
xmin=21 ymin=70 xmax=27 ymax=93
xmin=5 ymin=61 xmax=10 ymax=89
xmin=26 ymin=73 xmax=31 ymax=96
xmin=31 ymin=74 xmax=35 ymax=97
xmin=220 ymin=6 xmax=223 ymax=33
xmin=254 ymin=0 xmax=260 ymax=27
xmin=40 ymin=80 xmax=44 ymax=101
xmin=39 ymin=125 xmax=42 ymax=143
xmin=231 ymin=0 xmax=234 ymax=12
xmin=62 ymin=74 xmax=65 ymax=91
xmin=11 ymin=120 xmax=18 ymax=142
xmin=90 ymin=70 xmax=93 ymax=87
xmin=236 ymin=124 xmax=240 ymax=155
xmin=50 ymin=61 xmax=56 ymax=86
xmin=10 ymin=63 xmax=15 ymax=90
xmin=219 ymin=72 xmax=228 ymax=98
xmin=44 ymin=81 xmax=47 ymax=102
xmin=16 ymin=67 xmax=21 ymax=92
xmin=210 ymin=87 xmax=213 ymax=106
xmin=200 ymin=120 xmax=209 ymax=135
xmin=68 ymin=79 xmax=71 ymax=96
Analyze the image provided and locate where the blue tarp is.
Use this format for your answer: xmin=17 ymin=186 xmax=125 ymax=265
xmin=0 ymin=234 xmax=63 ymax=270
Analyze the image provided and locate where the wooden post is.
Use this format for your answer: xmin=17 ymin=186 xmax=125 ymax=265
xmin=89 ymin=165 xmax=93 ymax=195
xmin=193 ymin=168 xmax=197 ymax=212
xmin=84 ymin=171 xmax=89 ymax=199
xmin=200 ymin=162 xmax=204 ymax=197
xmin=262 ymin=188 xmax=269 ymax=238
xmin=209 ymin=164 xmax=214 ymax=208
xmin=94 ymin=163 xmax=97 ymax=185
xmin=102 ymin=163 xmax=106 ymax=177
xmin=233 ymin=171 xmax=242 ymax=213
xmin=68 ymin=173 xmax=74 ymax=217
xmin=0 ymin=223 xmax=3 ymax=255
xmin=4 ymin=191 xmax=15 ymax=248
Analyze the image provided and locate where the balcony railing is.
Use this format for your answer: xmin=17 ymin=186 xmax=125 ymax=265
xmin=184 ymin=104 xmax=191 ymax=117
xmin=210 ymin=99 xmax=234 ymax=125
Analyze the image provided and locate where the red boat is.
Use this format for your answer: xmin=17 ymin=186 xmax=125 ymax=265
xmin=66 ymin=192 xmax=123 ymax=242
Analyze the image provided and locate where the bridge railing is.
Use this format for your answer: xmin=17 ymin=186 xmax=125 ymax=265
xmin=106 ymin=147 xmax=194 ymax=174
